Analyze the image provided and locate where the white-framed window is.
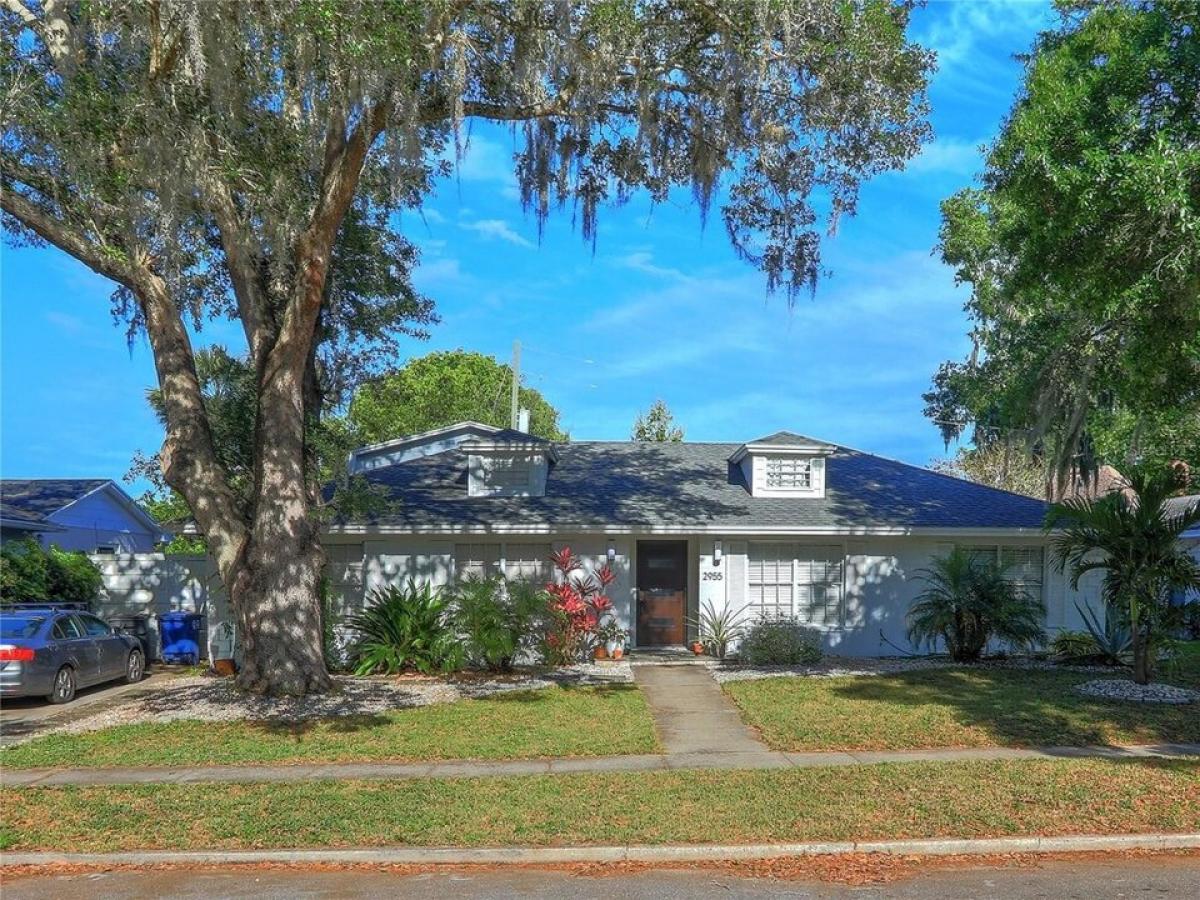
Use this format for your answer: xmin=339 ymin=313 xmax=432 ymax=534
xmin=765 ymin=457 xmax=812 ymax=489
xmin=965 ymin=544 xmax=1045 ymax=602
xmin=324 ymin=543 xmax=364 ymax=614
xmin=483 ymin=458 xmax=530 ymax=490
xmin=748 ymin=543 xmax=795 ymax=619
xmin=747 ymin=543 xmax=845 ymax=627
xmin=504 ymin=542 xmax=553 ymax=585
xmin=454 ymin=542 xmax=554 ymax=583
xmin=455 ymin=543 xmax=501 ymax=580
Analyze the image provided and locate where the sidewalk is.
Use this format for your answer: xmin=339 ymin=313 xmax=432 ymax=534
xmin=5 ymin=742 xmax=1198 ymax=788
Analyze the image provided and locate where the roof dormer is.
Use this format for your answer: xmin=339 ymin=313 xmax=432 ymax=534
xmin=729 ymin=431 xmax=836 ymax=499
xmin=464 ymin=435 xmax=558 ymax=498
xmin=348 ymin=421 xmax=507 ymax=474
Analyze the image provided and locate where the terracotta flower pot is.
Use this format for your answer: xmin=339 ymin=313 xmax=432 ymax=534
xmin=593 ymin=646 xmax=609 ymax=660
xmin=213 ymin=658 xmax=236 ymax=676
xmin=690 ymin=641 xmax=705 ymax=655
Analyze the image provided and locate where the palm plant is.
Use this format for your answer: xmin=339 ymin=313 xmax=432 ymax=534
xmin=1047 ymin=466 xmax=1200 ymax=685
xmin=687 ymin=600 xmax=747 ymax=660
xmin=346 ymin=582 xmax=463 ymax=675
xmin=451 ymin=575 xmax=547 ymax=672
xmin=906 ymin=548 xmax=1046 ymax=662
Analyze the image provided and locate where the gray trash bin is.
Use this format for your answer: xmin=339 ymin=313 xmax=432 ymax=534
xmin=108 ymin=613 xmax=155 ymax=662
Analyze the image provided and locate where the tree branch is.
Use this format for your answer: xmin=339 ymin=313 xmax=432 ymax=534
xmin=0 ymin=186 xmax=138 ymax=288
xmin=136 ymin=272 xmax=249 ymax=577
xmin=198 ymin=155 xmax=276 ymax=365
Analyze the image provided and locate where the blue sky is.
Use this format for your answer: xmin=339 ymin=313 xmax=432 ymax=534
xmin=0 ymin=1 xmax=1057 ymax=494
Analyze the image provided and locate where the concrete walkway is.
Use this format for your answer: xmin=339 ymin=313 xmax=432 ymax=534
xmin=5 ymin=742 xmax=1197 ymax=788
xmin=632 ymin=663 xmax=776 ymax=764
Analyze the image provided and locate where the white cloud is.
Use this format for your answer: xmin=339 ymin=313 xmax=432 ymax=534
xmin=904 ymin=136 xmax=988 ymax=176
xmin=414 ymin=257 xmax=464 ymax=285
xmin=440 ymin=134 xmax=521 ymax=199
xmin=45 ymin=311 xmax=86 ymax=334
xmin=616 ymin=251 xmax=692 ymax=282
xmin=461 ymin=218 xmax=535 ymax=248
xmin=916 ymin=0 xmax=1054 ymax=103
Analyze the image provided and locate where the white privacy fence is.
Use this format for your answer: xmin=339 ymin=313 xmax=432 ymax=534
xmin=89 ymin=553 xmax=232 ymax=660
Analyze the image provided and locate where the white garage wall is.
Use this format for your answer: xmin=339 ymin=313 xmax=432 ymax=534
xmin=89 ymin=553 xmax=224 ymax=658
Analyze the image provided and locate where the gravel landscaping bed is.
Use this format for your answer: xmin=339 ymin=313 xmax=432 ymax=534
xmin=711 ymin=655 xmax=1119 ymax=684
xmin=4 ymin=663 xmax=633 ymax=745
xmin=1074 ymin=679 xmax=1200 ymax=705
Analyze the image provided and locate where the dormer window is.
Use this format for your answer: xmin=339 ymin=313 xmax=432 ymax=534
xmin=465 ymin=438 xmax=557 ymax=498
xmin=766 ymin=457 xmax=812 ymax=490
xmin=729 ymin=431 xmax=836 ymax=498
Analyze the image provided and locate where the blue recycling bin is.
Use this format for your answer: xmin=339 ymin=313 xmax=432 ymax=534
xmin=159 ymin=611 xmax=204 ymax=664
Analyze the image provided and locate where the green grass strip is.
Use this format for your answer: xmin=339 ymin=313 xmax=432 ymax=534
xmin=724 ymin=668 xmax=1200 ymax=752
xmin=1 ymin=685 xmax=658 ymax=769
xmin=2 ymin=759 xmax=1197 ymax=852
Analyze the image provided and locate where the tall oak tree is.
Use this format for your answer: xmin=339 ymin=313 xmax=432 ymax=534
xmin=2 ymin=1 xmax=932 ymax=694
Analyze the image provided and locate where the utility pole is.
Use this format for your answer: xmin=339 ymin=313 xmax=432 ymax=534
xmin=509 ymin=339 xmax=521 ymax=430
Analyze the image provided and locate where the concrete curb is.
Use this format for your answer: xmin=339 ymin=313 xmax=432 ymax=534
xmin=3 ymin=832 xmax=1198 ymax=868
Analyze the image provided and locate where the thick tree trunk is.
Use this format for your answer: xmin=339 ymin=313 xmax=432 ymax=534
xmin=229 ymin=513 xmax=331 ymax=696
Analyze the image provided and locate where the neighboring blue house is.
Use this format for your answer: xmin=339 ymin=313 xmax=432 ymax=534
xmin=0 ymin=479 xmax=167 ymax=552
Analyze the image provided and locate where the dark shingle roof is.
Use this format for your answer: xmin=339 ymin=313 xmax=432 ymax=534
xmin=340 ymin=442 xmax=1049 ymax=532
xmin=1 ymin=479 xmax=110 ymax=519
xmin=745 ymin=431 xmax=837 ymax=449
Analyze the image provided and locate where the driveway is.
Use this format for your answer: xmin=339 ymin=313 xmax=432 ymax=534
xmin=0 ymin=668 xmax=177 ymax=747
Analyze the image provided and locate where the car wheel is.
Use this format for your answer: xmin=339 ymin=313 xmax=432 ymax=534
xmin=125 ymin=649 xmax=145 ymax=684
xmin=48 ymin=666 xmax=76 ymax=704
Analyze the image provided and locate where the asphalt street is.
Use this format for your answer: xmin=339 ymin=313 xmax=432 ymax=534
xmin=4 ymin=855 xmax=1197 ymax=899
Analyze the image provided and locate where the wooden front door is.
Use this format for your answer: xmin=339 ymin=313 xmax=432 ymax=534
xmin=636 ymin=540 xmax=687 ymax=646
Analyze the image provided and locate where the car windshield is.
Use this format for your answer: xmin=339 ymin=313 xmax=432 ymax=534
xmin=0 ymin=616 xmax=46 ymax=639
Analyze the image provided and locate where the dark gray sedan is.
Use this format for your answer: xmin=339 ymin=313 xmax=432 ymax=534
xmin=0 ymin=608 xmax=145 ymax=703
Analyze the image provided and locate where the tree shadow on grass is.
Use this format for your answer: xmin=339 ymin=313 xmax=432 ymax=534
xmin=824 ymin=667 xmax=1200 ymax=748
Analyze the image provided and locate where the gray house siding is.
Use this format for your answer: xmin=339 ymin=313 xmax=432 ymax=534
xmin=335 ymin=531 xmax=1090 ymax=656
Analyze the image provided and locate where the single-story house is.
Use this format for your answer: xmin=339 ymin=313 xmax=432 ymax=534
xmin=0 ymin=479 xmax=168 ymax=553
xmin=324 ymin=422 xmax=1103 ymax=656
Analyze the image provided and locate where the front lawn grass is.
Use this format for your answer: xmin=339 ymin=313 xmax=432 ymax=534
xmin=0 ymin=685 xmax=657 ymax=769
xmin=723 ymin=667 xmax=1200 ymax=752
xmin=1 ymin=758 xmax=1196 ymax=851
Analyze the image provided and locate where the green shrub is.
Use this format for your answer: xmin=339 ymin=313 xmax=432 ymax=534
xmin=1049 ymin=629 xmax=1099 ymax=661
xmin=0 ymin=539 xmax=101 ymax=604
xmin=451 ymin=575 xmax=548 ymax=672
xmin=346 ymin=582 xmax=462 ymax=675
xmin=906 ymin=548 xmax=1046 ymax=662
xmin=739 ymin=618 xmax=822 ymax=665
xmin=1076 ymin=600 xmax=1132 ymax=665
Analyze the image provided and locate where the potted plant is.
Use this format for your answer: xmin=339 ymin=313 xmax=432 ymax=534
xmin=687 ymin=600 xmax=747 ymax=661
xmin=596 ymin=620 xmax=627 ymax=661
